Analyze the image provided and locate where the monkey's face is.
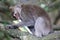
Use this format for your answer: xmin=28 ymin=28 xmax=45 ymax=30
xmin=9 ymin=5 xmax=22 ymax=20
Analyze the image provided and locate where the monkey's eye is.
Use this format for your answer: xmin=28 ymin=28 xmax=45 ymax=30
xmin=12 ymin=12 xmax=14 ymax=16
xmin=11 ymin=12 xmax=17 ymax=19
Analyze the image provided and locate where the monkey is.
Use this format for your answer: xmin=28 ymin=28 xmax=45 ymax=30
xmin=9 ymin=4 xmax=53 ymax=37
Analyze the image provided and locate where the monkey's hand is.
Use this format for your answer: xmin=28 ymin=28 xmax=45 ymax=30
xmin=5 ymin=24 xmax=18 ymax=29
xmin=5 ymin=20 xmax=22 ymax=29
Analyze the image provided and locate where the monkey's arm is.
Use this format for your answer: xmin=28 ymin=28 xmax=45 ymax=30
xmin=6 ymin=20 xmax=34 ymax=29
xmin=6 ymin=21 xmax=25 ymax=29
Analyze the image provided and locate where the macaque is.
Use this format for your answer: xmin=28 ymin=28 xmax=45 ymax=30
xmin=9 ymin=4 xmax=53 ymax=37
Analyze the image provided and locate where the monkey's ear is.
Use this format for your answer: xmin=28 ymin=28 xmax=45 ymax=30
xmin=9 ymin=6 xmax=14 ymax=10
xmin=21 ymin=4 xmax=24 ymax=7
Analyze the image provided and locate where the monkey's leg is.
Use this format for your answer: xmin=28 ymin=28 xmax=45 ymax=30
xmin=34 ymin=17 xmax=50 ymax=37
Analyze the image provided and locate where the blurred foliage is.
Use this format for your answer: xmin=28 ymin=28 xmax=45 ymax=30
xmin=0 ymin=0 xmax=60 ymax=40
xmin=0 ymin=29 xmax=11 ymax=40
xmin=39 ymin=0 xmax=60 ymax=12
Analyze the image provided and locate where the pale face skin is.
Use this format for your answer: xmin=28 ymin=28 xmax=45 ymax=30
xmin=12 ymin=6 xmax=22 ymax=20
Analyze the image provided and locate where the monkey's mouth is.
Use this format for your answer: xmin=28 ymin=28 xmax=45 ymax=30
xmin=15 ymin=15 xmax=19 ymax=20
xmin=15 ymin=15 xmax=18 ymax=19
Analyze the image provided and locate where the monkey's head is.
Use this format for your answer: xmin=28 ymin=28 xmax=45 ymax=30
xmin=9 ymin=5 xmax=22 ymax=20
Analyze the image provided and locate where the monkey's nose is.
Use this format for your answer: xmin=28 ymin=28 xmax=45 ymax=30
xmin=13 ymin=13 xmax=19 ymax=19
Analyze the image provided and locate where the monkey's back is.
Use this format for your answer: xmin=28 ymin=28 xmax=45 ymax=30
xmin=21 ymin=4 xmax=50 ymax=21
